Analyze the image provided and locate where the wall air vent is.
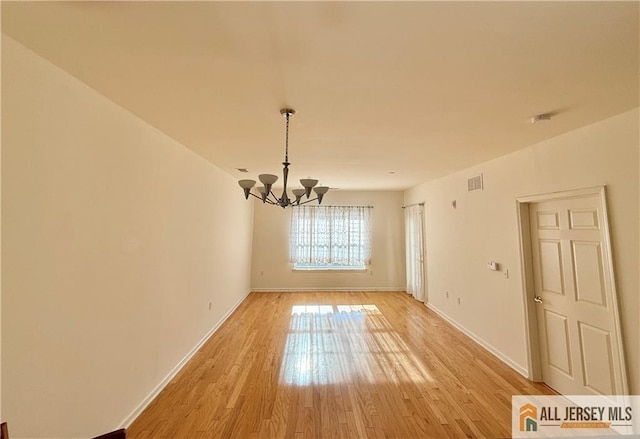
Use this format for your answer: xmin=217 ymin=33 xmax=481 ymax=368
xmin=467 ymin=173 xmax=483 ymax=192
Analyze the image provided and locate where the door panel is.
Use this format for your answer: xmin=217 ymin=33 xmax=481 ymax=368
xmin=539 ymin=240 xmax=564 ymax=295
xmin=528 ymin=194 xmax=625 ymax=395
xmin=544 ymin=309 xmax=572 ymax=376
xmin=572 ymin=241 xmax=606 ymax=307
xmin=537 ymin=211 xmax=560 ymax=229
xmin=578 ymin=322 xmax=614 ymax=394
xmin=569 ymin=208 xmax=599 ymax=230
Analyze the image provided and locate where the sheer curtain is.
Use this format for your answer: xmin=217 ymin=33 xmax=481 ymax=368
xmin=405 ymin=204 xmax=425 ymax=302
xmin=290 ymin=206 xmax=372 ymax=266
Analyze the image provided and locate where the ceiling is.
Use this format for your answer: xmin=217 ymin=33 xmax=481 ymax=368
xmin=2 ymin=1 xmax=638 ymax=191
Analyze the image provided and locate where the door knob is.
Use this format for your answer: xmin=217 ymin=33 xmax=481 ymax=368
xmin=534 ymin=296 xmax=543 ymax=304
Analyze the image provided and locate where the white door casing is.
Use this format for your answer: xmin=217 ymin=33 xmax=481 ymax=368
xmin=517 ymin=187 xmax=628 ymax=395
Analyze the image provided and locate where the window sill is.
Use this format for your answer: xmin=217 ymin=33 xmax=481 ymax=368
xmin=292 ymin=267 xmax=368 ymax=273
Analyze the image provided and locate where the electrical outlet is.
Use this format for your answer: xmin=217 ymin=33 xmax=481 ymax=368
xmin=208 ymin=302 xmax=212 ymax=310
xmin=445 ymin=291 xmax=449 ymax=299
xmin=504 ymin=269 xmax=509 ymax=279
xmin=457 ymin=297 xmax=461 ymax=305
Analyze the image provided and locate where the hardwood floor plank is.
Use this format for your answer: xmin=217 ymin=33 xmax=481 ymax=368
xmin=127 ymin=292 xmax=555 ymax=438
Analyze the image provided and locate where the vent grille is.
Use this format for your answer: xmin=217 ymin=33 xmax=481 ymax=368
xmin=467 ymin=173 xmax=483 ymax=192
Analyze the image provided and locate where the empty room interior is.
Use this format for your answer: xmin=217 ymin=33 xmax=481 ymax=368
xmin=1 ymin=2 xmax=639 ymax=439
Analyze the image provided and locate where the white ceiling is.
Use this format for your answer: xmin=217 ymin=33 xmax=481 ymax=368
xmin=2 ymin=1 xmax=638 ymax=191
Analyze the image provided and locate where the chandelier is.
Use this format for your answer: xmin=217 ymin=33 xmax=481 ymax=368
xmin=238 ymin=108 xmax=329 ymax=208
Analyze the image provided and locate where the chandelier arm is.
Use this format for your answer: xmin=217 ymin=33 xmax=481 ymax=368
xmin=248 ymin=192 xmax=278 ymax=205
xmin=264 ymin=191 xmax=279 ymax=204
xmin=267 ymin=191 xmax=280 ymax=204
xmin=296 ymin=197 xmax=321 ymax=206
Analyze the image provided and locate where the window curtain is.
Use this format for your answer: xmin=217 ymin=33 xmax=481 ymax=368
xmin=290 ymin=206 xmax=372 ymax=265
xmin=405 ymin=204 xmax=425 ymax=302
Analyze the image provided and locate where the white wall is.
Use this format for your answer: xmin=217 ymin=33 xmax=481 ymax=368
xmin=1 ymin=36 xmax=254 ymax=438
xmin=404 ymin=108 xmax=639 ymax=393
xmin=251 ymin=191 xmax=405 ymax=291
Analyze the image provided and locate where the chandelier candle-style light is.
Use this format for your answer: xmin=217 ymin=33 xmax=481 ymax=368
xmin=238 ymin=108 xmax=329 ymax=208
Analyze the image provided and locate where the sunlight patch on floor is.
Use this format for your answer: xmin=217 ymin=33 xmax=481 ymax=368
xmin=280 ymin=304 xmax=433 ymax=386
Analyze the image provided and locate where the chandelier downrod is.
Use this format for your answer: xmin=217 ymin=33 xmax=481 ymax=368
xmin=281 ymin=108 xmax=294 ymax=163
xmin=237 ymin=108 xmax=329 ymax=208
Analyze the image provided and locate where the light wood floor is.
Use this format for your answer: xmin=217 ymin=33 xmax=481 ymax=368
xmin=127 ymin=292 xmax=555 ymax=438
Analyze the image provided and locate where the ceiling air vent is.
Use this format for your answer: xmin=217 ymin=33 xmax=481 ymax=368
xmin=467 ymin=173 xmax=483 ymax=192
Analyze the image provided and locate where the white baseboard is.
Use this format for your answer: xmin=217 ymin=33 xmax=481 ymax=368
xmin=426 ymin=302 xmax=529 ymax=378
xmin=118 ymin=289 xmax=251 ymax=429
xmin=250 ymin=287 xmax=406 ymax=292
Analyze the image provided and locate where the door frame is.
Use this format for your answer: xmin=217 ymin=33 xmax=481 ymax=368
xmin=416 ymin=203 xmax=427 ymax=303
xmin=515 ymin=186 xmax=628 ymax=394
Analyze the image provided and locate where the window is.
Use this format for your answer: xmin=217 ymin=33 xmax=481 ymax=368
xmin=290 ymin=205 xmax=372 ymax=270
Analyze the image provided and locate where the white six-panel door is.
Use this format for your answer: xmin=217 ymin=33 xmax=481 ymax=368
xmin=528 ymin=193 xmax=626 ymax=395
